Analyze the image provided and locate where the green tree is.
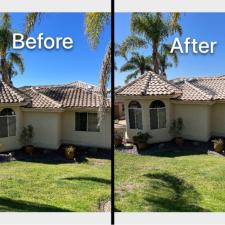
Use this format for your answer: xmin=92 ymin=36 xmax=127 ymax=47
xmin=159 ymin=44 xmax=178 ymax=77
xmin=120 ymin=13 xmax=182 ymax=74
xmin=120 ymin=52 xmax=153 ymax=83
xmin=0 ymin=13 xmax=24 ymax=84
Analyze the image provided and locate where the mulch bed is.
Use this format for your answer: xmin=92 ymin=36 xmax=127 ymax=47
xmin=115 ymin=139 xmax=216 ymax=156
xmin=0 ymin=145 xmax=111 ymax=164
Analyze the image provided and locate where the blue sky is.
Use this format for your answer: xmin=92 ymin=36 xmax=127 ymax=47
xmin=9 ymin=13 xmax=110 ymax=87
xmin=115 ymin=13 xmax=225 ymax=86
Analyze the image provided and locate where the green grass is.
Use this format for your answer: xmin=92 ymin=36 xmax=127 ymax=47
xmin=115 ymin=151 xmax=225 ymax=212
xmin=0 ymin=158 xmax=110 ymax=212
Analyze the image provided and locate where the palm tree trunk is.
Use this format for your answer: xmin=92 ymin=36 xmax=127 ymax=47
xmin=0 ymin=57 xmax=9 ymax=84
xmin=152 ymin=47 xmax=159 ymax=74
xmin=98 ymin=42 xmax=111 ymax=127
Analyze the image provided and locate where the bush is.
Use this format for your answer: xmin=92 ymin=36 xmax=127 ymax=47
xmin=133 ymin=132 xmax=151 ymax=144
xmin=170 ymin=117 xmax=184 ymax=137
xmin=19 ymin=125 xmax=34 ymax=146
xmin=65 ymin=145 xmax=75 ymax=160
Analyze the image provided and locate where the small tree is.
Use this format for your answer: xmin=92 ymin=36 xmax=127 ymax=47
xmin=170 ymin=118 xmax=184 ymax=137
xmin=19 ymin=125 xmax=34 ymax=146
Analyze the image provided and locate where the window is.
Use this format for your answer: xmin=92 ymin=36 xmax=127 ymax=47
xmin=0 ymin=108 xmax=16 ymax=138
xmin=75 ymin=112 xmax=99 ymax=132
xmin=128 ymin=101 xmax=143 ymax=129
xmin=150 ymin=100 xmax=166 ymax=129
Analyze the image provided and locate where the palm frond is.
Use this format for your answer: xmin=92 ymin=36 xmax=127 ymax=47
xmin=85 ymin=13 xmax=110 ymax=49
xmin=25 ymin=13 xmax=41 ymax=35
xmin=120 ymin=62 xmax=136 ymax=72
xmin=98 ymin=43 xmax=111 ymax=126
xmin=125 ymin=70 xmax=139 ymax=83
xmin=119 ymin=35 xmax=147 ymax=58
xmin=0 ymin=13 xmax=11 ymax=30
xmin=9 ymin=52 xmax=24 ymax=74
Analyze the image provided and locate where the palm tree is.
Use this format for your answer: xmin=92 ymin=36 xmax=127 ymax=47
xmin=85 ymin=13 xmax=111 ymax=125
xmin=120 ymin=52 xmax=153 ymax=83
xmin=159 ymin=44 xmax=178 ymax=77
xmin=120 ymin=13 xmax=182 ymax=74
xmin=0 ymin=12 xmax=41 ymax=84
xmin=0 ymin=13 xmax=25 ymax=84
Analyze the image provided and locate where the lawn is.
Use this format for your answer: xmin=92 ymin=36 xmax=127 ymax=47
xmin=115 ymin=150 xmax=225 ymax=212
xmin=0 ymin=157 xmax=111 ymax=212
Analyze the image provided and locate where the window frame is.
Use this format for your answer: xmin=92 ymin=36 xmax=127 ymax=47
xmin=128 ymin=101 xmax=143 ymax=130
xmin=0 ymin=108 xmax=16 ymax=138
xmin=149 ymin=101 xmax=166 ymax=130
xmin=75 ymin=112 xmax=100 ymax=132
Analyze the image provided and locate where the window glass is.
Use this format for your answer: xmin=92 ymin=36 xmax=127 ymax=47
xmin=8 ymin=116 xmax=16 ymax=136
xmin=88 ymin=113 xmax=99 ymax=132
xmin=150 ymin=108 xmax=158 ymax=129
xmin=158 ymin=108 xmax=166 ymax=128
xmin=150 ymin=101 xmax=166 ymax=129
xmin=128 ymin=101 xmax=142 ymax=129
xmin=0 ymin=117 xmax=8 ymax=137
xmin=75 ymin=112 xmax=87 ymax=131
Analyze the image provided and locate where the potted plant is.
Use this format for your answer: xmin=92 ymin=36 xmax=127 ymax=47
xmin=170 ymin=118 xmax=184 ymax=146
xmin=19 ymin=125 xmax=34 ymax=155
xmin=65 ymin=145 xmax=76 ymax=160
xmin=133 ymin=132 xmax=151 ymax=151
xmin=114 ymin=128 xmax=124 ymax=147
xmin=212 ymin=138 xmax=224 ymax=153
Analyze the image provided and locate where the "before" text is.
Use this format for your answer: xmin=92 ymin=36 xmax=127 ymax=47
xmin=13 ymin=33 xmax=74 ymax=50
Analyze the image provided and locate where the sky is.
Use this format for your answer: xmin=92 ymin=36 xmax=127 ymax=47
xmin=9 ymin=13 xmax=111 ymax=87
xmin=115 ymin=13 xmax=225 ymax=86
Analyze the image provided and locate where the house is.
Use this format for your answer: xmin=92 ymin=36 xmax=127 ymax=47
xmin=0 ymin=81 xmax=111 ymax=152
xmin=116 ymin=71 xmax=225 ymax=143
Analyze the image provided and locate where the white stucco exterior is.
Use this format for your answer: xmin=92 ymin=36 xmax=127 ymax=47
xmin=119 ymin=95 xmax=225 ymax=144
xmin=0 ymin=106 xmax=111 ymax=152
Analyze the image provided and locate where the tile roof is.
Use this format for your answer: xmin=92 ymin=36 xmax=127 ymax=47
xmin=38 ymin=86 xmax=109 ymax=108
xmin=116 ymin=71 xmax=182 ymax=96
xmin=116 ymin=72 xmax=225 ymax=102
xmin=0 ymin=81 xmax=110 ymax=109
xmin=66 ymin=81 xmax=100 ymax=92
xmin=0 ymin=81 xmax=30 ymax=104
xmin=23 ymin=88 xmax=62 ymax=108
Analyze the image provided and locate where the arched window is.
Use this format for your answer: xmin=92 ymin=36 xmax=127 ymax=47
xmin=0 ymin=108 xmax=16 ymax=138
xmin=149 ymin=100 xmax=166 ymax=129
xmin=128 ymin=101 xmax=143 ymax=129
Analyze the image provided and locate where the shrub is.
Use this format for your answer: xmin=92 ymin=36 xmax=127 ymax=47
xmin=65 ymin=145 xmax=75 ymax=160
xmin=133 ymin=132 xmax=151 ymax=144
xmin=19 ymin=125 xmax=34 ymax=146
xmin=170 ymin=117 xmax=184 ymax=137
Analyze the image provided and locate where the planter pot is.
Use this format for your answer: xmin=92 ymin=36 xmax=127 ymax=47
xmin=24 ymin=145 xmax=34 ymax=156
xmin=114 ymin=138 xmax=123 ymax=147
xmin=65 ymin=148 xmax=75 ymax=160
xmin=175 ymin=137 xmax=184 ymax=146
xmin=137 ymin=143 xmax=148 ymax=151
xmin=214 ymin=143 xmax=223 ymax=153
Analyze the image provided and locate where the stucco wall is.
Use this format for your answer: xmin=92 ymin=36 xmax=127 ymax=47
xmin=124 ymin=98 xmax=172 ymax=143
xmin=61 ymin=109 xmax=111 ymax=149
xmin=211 ymin=103 xmax=225 ymax=137
xmin=173 ymin=103 xmax=211 ymax=141
xmin=23 ymin=111 xmax=62 ymax=149
xmin=0 ymin=106 xmax=23 ymax=152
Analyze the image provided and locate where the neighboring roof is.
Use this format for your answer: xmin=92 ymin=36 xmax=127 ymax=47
xmin=0 ymin=80 xmax=110 ymax=109
xmin=116 ymin=71 xmax=182 ymax=96
xmin=66 ymin=81 xmax=100 ymax=92
xmin=0 ymin=81 xmax=30 ymax=104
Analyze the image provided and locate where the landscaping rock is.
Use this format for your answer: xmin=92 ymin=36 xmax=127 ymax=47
xmin=0 ymin=153 xmax=15 ymax=162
